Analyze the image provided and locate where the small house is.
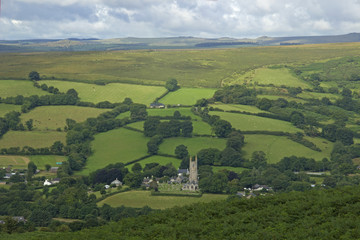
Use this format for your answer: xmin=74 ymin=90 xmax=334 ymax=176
xmin=149 ymin=102 xmax=165 ymax=109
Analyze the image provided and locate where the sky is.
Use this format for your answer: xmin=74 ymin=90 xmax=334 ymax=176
xmin=1 ymin=0 xmax=360 ymax=40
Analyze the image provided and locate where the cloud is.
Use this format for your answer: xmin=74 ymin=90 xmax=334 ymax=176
xmin=1 ymin=0 xmax=360 ymax=39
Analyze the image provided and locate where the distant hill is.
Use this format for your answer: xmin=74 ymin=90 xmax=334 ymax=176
xmin=0 ymin=33 xmax=360 ymax=52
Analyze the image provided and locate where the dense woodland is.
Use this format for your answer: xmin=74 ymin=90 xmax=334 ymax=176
xmin=4 ymin=186 xmax=360 ymax=239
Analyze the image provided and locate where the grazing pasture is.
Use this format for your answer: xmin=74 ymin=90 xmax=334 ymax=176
xmin=147 ymin=107 xmax=202 ymax=120
xmin=159 ymin=137 xmax=226 ymax=156
xmin=209 ymin=103 xmax=267 ymax=113
xmin=210 ymin=111 xmax=301 ymax=133
xmin=0 ymin=131 xmax=66 ymax=148
xmin=161 ymin=88 xmax=216 ymax=105
xmin=97 ymin=190 xmax=228 ymax=209
xmin=0 ymin=80 xmax=49 ymax=98
xmin=0 ymin=104 xmax=21 ymax=117
xmin=243 ymin=134 xmax=333 ymax=163
xmin=80 ymin=128 xmax=149 ymax=175
xmin=29 ymin=155 xmax=67 ymax=170
xmin=39 ymin=80 xmax=166 ymax=104
xmin=21 ymin=106 xmax=108 ymax=130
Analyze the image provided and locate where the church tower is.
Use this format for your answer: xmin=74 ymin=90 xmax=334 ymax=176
xmin=189 ymin=156 xmax=198 ymax=183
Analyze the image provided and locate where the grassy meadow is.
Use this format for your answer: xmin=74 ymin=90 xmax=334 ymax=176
xmin=0 ymin=80 xmax=49 ymax=98
xmin=243 ymin=134 xmax=333 ymax=163
xmin=0 ymin=131 xmax=66 ymax=148
xmin=159 ymin=137 xmax=226 ymax=156
xmin=249 ymin=68 xmax=311 ymax=88
xmin=80 ymin=128 xmax=149 ymax=175
xmin=147 ymin=107 xmax=202 ymax=120
xmin=211 ymin=111 xmax=301 ymax=133
xmin=0 ymin=155 xmax=67 ymax=169
xmin=2 ymin=43 xmax=360 ymax=88
xmin=39 ymin=80 xmax=166 ymax=104
xmin=97 ymin=190 xmax=228 ymax=209
xmin=161 ymin=88 xmax=216 ymax=105
xmin=0 ymin=104 xmax=21 ymax=117
xmin=21 ymin=106 xmax=108 ymax=130
xmin=210 ymin=103 xmax=267 ymax=113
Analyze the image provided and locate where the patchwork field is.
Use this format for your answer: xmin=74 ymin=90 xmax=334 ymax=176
xmin=159 ymin=137 xmax=226 ymax=156
xmin=210 ymin=103 xmax=267 ymax=113
xmin=251 ymin=68 xmax=311 ymax=88
xmin=243 ymin=134 xmax=333 ymax=163
xmin=80 ymin=128 xmax=149 ymax=175
xmin=210 ymin=112 xmax=301 ymax=133
xmin=97 ymin=190 xmax=228 ymax=209
xmin=0 ymin=155 xmax=66 ymax=169
xmin=127 ymin=155 xmax=181 ymax=170
xmin=0 ymin=80 xmax=49 ymax=98
xmin=297 ymin=91 xmax=340 ymax=100
xmin=21 ymin=106 xmax=108 ymax=130
xmin=39 ymin=80 xmax=166 ymax=104
xmin=0 ymin=104 xmax=21 ymax=117
xmin=0 ymin=131 xmax=66 ymax=148
xmin=147 ymin=107 xmax=202 ymax=120
xmin=161 ymin=88 xmax=216 ymax=105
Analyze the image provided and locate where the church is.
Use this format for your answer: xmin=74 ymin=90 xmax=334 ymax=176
xmin=182 ymin=156 xmax=199 ymax=191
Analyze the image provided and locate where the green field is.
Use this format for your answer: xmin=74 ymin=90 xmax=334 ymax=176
xmin=127 ymin=155 xmax=181 ymax=170
xmin=21 ymin=106 xmax=108 ymax=130
xmin=80 ymin=128 xmax=149 ymax=175
xmin=2 ymin=43 xmax=360 ymax=88
xmin=161 ymin=88 xmax=216 ymax=105
xmin=147 ymin=107 xmax=201 ymax=119
xmin=210 ymin=103 xmax=267 ymax=113
xmin=251 ymin=68 xmax=311 ymax=88
xmin=0 ymin=80 xmax=49 ymax=98
xmin=0 ymin=131 xmax=66 ymax=148
xmin=0 ymin=155 xmax=30 ymax=169
xmin=0 ymin=104 xmax=21 ymax=117
xmin=243 ymin=134 xmax=333 ymax=163
xmin=29 ymin=155 xmax=67 ymax=170
xmin=256 ymin=94 xmax=306 ymax=103
xmin=159 ymin=137 xmax=226 ymax=156
xmin=39 ymin=80 xmax=166 ymax=104
xmin=211 ymin=112 xmax=301 ymax=133
xmin=97 ymin=190 xmax=228 ymax=209
xmin=0 ymin=155 xmax=66 ymax=169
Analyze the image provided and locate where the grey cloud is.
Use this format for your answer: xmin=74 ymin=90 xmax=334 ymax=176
xmin=1 ymin=0 xmax=360 ymax=40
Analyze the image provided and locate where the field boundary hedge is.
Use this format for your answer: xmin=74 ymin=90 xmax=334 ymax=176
xmin=151 ymin=190 xmax=202 ymax=197
xmin=124 ymin=155 xmax=152 ymax=166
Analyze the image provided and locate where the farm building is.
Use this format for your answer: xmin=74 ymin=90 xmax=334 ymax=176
xmin=150 ymin=102 xmax=165 ymax=108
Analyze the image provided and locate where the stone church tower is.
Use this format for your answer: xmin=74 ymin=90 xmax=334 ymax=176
xmin=182 ymin=156 xmax=199 ymax=191
xmin=189 ymin=156 xmax=198 ymax=184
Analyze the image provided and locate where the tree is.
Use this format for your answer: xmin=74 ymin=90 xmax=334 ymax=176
xmin=226 ymin=132 xmax=245 ymax=152
xmin=147 ymin=135 xmax=163 ymax=155
xmin=173 ymin=110 xmax=181 ymax=119
xmin=66 ymin=88 xmax=79 ymax=99
xmin=25 ymin=119 xmax=34 ymax=131
xmin=335 ymin=128 xmax=354 ymax=146
xmin=131 ymin=163 xmax=142 ymax=173
xmin=28 ymin=71 xmax=40 ymax=81
xmin=290 ymin=111 xmax=305 ymax=127
xmin=213 ymin=120 xmax=232 ymax=138
xmin=197 ymin=148 xmax=221 ymax=166
xmin=165 ymin=78 xmax=179 ymax=91
xmin=199 ymin=172 xmax=228 ymax=193
xmin=181 ymin=120 xmax=193 ymax=137
xmin=124 ymin=172 xmax=143 ymax=188
xmin=143 ymin=118 xmax=160 ymax=137
xmin=28 ymin=161 xmax=37 ymax=174
xmin=30 ymin=209 xmax=52 ymax=227
xmin=175 ymin=144 xmax=189 ymax=159
xmin=130 ymin=104 xmax=148 ymax=121
xmin=257 ymin=98 xmax=272 ymax=110
xmin=220 ymin=147 xmax=243 ymax=167
xmin=251 ymin=151 xmax=267 ymax=168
